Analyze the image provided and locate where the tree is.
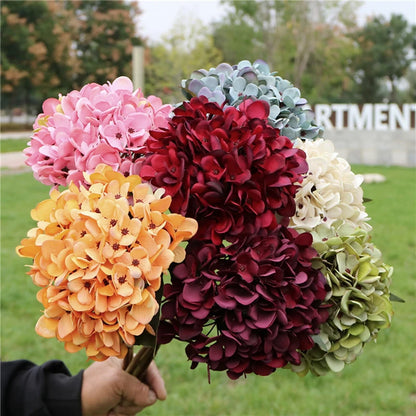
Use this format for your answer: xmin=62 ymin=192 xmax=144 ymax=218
xmin=1 ymin=0 xmax=142 ymax=114
xmin=300 ymin=15 xmax=360 ymax=103
xmin=400 ymin=68 xmax=416 ymax=102
xmin=1 ymin=1 xmax=76 ymax=113
xmin=212 ymin=0 xmax=360 ymax=103
xmin=144 ymin=16 xmax=223 ymax=104
xmin=350 ymin=14 xmax=416 ymax=103
xmin=64 ymin=0 xmax=142 ymax=87
xmin=212 ymin=1 xmax=259 ymax=65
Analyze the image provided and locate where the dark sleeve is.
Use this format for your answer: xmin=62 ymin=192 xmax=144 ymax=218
xmin=1 ymin=360 xmax=83 ymax=416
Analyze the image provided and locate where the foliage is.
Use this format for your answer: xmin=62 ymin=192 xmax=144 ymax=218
xmin=2 ymin=0 xmax=415 ymax=108
xmin=350 ymin=14 xmax=416 ymax=103
xmin=213 ymin=0 xmax=360 ymax=103
xmin=144 ymin=17 xmax=223 ymax=104
xmin=0 ymin=123 xmax=33 ymax=133
xmin=1 ymin=0 xmax=142 ymax=112
xmin=300 ymin=20 xmax=359 ymax=103
xmin=1 ymin=166 xmax=415 ymax=415
xmin=400 ymin=68 xmax=416 ymax=102
xmin=1 ymin=1 xmax=76 ymax=110
xmin=65 ymin=0 xmax=141 ymax=87
xmin=212 ymin=2 xmax=258 ymax=65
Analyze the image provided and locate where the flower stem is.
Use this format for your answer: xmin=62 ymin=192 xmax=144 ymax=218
xmin=123 ymin=346 xmax=134 ymax=371
xmin=124 ymin=345 xmax=155 ymax=381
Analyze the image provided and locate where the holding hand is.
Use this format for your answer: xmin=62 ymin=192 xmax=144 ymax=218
xmin=81 ymin=358 xmax=166 ymax=416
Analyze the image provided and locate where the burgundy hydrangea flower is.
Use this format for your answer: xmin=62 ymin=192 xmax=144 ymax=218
xmin=139 ymin=97 xmax=308 ymax=244
xmin=158 ymin=226 xmax=329 ymax=380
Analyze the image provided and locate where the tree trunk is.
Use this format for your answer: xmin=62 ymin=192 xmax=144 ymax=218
xmin=389 ymin=76 xmax=398 ymax=103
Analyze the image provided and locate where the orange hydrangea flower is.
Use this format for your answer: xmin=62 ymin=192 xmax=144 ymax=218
xmin=17 ymin=164 xmax=197 ymax=361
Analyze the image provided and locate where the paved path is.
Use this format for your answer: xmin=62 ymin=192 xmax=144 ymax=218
xmin=1 ymin=151 xmax=28 ymax=169
xmin=0 ymin=131 xmax=31 ymax=170
xmin=0 ymin=131 xmax=32 ymax=140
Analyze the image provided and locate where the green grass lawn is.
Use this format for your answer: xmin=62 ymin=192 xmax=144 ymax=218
xmin=0 ymin=138 xmax=30 ymax=153
xmin=1 ymin=167 xmax=415 ymax=416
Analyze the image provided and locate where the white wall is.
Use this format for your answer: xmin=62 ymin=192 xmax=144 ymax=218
xmin=312 ymin=104 xmax=416 ymax=167
xmin=323 ymin=130 xmax=415 ymax=167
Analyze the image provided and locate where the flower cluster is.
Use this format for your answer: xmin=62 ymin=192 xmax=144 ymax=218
xmin=140 ymin=96 xmax=308 ymax=244
xmin=21 ymin=63 xmax=394 ymax=380
xmin=288 ymin=139 xmax=393 ymax=375
xmin=160 ymin=227 xmax=329 ymax=379
xmin=291 ymin=222 xmax=393 ymax=376
xmin=141 ymin=96 xmax=331 ymax=379
xmin=25 ymin=77 xmax=172 ymax=187
xmin=181 ymin=59 xmax=322 ymax=140
xmin=290 ymin=139 xmax=371 ymax=231
xmin=17 ymin=165 xmax=197 ymax=361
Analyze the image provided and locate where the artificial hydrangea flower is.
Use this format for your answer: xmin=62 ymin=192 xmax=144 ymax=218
xmin=140 ymin=96 xmax=308 ymax=244
xmin=290 ymin=139 xmax=371 ymax=232
xmin=159 ymin=226 xmax=329 ymax=380
xmin=25 ymin=77 xmax=172 ymax=187
xmin=181 ymin=59 xmax=322 ymax=140
xmin=291 ymin=221 xmax=393 ymax=376
xmin=17 ymin=165 xmax=197 ymax=361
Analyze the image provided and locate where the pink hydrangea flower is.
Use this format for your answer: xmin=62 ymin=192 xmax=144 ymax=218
xmin=25 ymin=77 xmax=172 ymax=187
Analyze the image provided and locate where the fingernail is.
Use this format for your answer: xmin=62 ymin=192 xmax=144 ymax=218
xmin=148 ymin=390 xmax=157 ymax=403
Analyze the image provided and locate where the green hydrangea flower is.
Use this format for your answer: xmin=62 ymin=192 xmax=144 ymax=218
xmin=292 ymin=221 xmax=393 ymax=376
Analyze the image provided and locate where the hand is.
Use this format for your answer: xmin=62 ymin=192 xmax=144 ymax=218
xmin=81 ymin=357 xmax=166 ymax=416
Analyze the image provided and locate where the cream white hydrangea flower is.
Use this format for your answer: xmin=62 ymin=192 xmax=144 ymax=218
xmin=290 ymin=139 xmax=371 ymax=232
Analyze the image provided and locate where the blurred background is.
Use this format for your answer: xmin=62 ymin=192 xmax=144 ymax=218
xmin=1 ymin=0 xmax=415 ymax=119
xmin=1 ymin=2 xmax=415 ymax=416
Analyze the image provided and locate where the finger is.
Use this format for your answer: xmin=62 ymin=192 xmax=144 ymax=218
xmin=109 ymin=403 xmax=144 ymax=415
xmin=145 ymin=361 xmax=167 ymax=400
xmin=120 ymin=372 xmax=157 ymax=408
xmin=107 ymin=356 xmax=124 ymax=369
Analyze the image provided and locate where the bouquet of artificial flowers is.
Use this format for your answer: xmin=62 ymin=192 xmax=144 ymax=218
xmin=19 ymin=59 xmax=394 ymax=382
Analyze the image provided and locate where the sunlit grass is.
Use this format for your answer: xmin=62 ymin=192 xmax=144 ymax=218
xmin=1 ymin=167 xmax=415 ymax=416
xmin=0 ymin=138 xmax=30 ymax=153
